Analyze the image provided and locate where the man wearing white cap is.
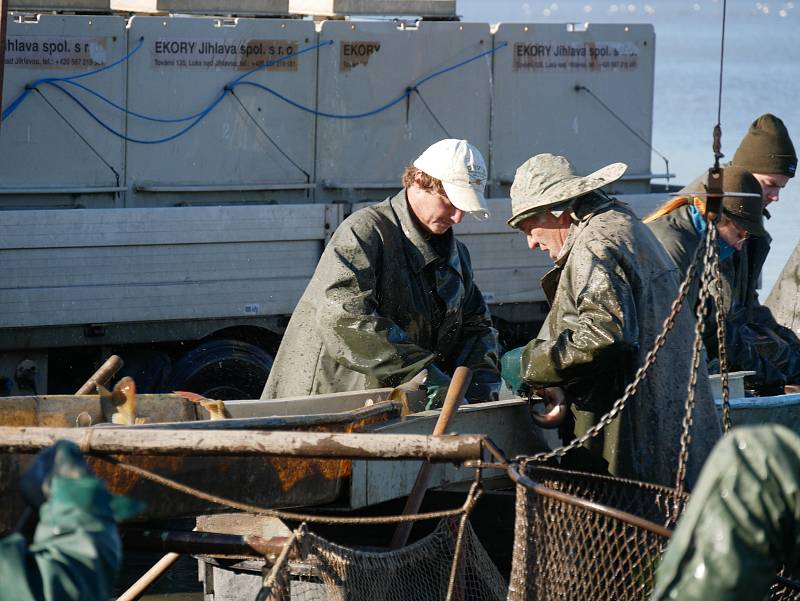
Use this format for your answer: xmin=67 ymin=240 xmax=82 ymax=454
xmin=261 ymin=139 xmax=501 ymax=407
xmin=500 ymin=153 xmax=720 ymax=488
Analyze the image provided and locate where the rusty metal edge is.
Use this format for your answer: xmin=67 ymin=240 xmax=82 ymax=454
xmin=507 ymin=463 xmax=673 ymax=539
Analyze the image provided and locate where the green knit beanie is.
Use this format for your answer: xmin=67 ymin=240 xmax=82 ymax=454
xmin=732 ymin=113 xmax=797 ymax=178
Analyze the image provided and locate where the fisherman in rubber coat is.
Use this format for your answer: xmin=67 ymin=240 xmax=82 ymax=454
xmin=680 ymin=114 xmax=800 ymax=394
xmin=500 ymin=154 xmax=720 ymax=488
xmin=261 ymin=139 xmax=501 ymax=407
xmin=0 ymin=441 xmax=140 ymax=601
xmin=652 ymin=424 xmax=800 ymax=601
xmin=645 ymin=166 xmax=766 ymax=311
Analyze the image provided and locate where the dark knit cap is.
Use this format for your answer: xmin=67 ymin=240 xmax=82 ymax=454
xmin=732 ymin=113 xmax=797 ymax=178
xmin=697 ymin=166 xmax=765 ymax=236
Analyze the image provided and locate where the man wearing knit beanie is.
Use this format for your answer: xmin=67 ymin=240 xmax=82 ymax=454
xmin=732 ymin=113 xmax=796 ymax=205
xmin=678 ymin=113 xmax=800 ymax=394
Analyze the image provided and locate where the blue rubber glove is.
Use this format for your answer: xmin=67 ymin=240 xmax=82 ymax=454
xmin=500 ymin=347 xmax=530 ymax=397
xmin=424 ymin=364 xmax=452 ymax=410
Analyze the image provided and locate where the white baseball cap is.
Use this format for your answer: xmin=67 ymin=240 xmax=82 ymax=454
xmin=413 ymin=139 xmax=490 ymax=219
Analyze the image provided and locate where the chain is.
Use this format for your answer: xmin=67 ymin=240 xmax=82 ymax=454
xmin=671 ymin=223 xmax=718 ymax=518
xmin=709 ymin=236 xmax=732 ymax=432
xmin=521 ymin=236 xmax=706 ymax=467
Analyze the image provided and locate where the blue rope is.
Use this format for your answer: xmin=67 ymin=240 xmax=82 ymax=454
xmin=2 ymin=36 xmax=146 ymax=120
xmin=3 ymin=38 xmax=332 ymax=125
xmin=230 ymin=42 xmax=506 ymax=120
xmin=46 ymin=80 xmax=228 ymax=144
xmin=2 ymin=37 xmax=506 ymax=143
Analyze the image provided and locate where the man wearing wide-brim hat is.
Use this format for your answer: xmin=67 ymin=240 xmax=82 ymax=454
xmin=261 ymin=139 xmax=501 ymax=408
xmin=500 ymin=153 xmax=720 ymax=488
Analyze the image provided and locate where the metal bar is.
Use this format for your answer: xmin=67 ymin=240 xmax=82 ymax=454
xmin=0 ymin=0 xmax=7 ymax=130
xmin=120 ymin=527 xmax=286 ymax=558
xmin=0 ymin=427 xmax=486 ymax=461
xmin=0 ymin=186 xmax=127 ymax=195
xmin=507 ymin=464 xmax=673 ymax=539
xmin=321 ymin=180 xmax=400 ymax=190
xmin=132 ymin=400 xmax=402 ymax=430
xmin=134 ymin=183 xmax=314 ymax=193
xmin=494 ymin=172 xmax=675 ymax=186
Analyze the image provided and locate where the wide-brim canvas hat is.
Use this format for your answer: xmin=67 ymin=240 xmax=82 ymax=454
xmin=413 ymin=139 xmax=490 ymax=220
xmin=678 ymin=165 xmax=766 ymax=237
xmin=508 ymin=153 xmax=628 ymax=228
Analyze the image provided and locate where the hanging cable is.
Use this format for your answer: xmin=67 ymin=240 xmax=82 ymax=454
xmin=412 ymin=88 xmax=452 ymax=138
xmin=711 ymin=0 xmax=728 ymax=169
xmin=34 ymin=88 xmax=121 ymax=186
xmin=229 ymin=89 xmax=311 ymax=180
xmin=575 ymin=84 xmax=671 ymax=186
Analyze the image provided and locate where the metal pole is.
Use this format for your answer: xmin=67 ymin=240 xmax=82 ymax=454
xmin=0 ymin=0 xmax=8 ymax=128
xmin=0 ymin=427 xmax=486 ymax=462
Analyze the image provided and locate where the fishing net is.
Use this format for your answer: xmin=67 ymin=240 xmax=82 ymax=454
xmin=259 ymin=517 xmax=507 ymax=601
xmin=507 ymin=464 xmax=680 ymax=601
xmin=507 ymin=464 xmax=800 ymax=601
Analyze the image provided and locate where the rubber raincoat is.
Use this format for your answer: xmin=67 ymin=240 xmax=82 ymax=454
xmin=647 ymin=205 xmax=796 ymax=391
xmin=0 ymin=441 xmax=123 ymax=601
xmin=261 ymin=190 xmax=501 ymax=402
xmin=677 ymin=176 xmax=800 ymax=393
xmin=520 ymin=195 xmax=721 ymax=487
xmin=652 ymin=424 xmax=800 ymax=601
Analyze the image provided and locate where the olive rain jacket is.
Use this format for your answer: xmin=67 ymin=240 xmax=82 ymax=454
xmin=647 ymin=205 xmax=797 ymax=391
xmin=652 ymin=425 xmax=800 ymax=601
xmin=520 ymin=195 xmax=721 ymax=488
xmin=646 ymin=204 xmax=707 ymax=309
xmin=677 ymin=176 xmax=800 ymax=393
xmin=261 ymin=190 xmax=501 ymax=401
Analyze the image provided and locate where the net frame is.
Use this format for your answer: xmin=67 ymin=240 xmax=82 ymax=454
xmin=507 ymin=464 xmax=800 ymax=601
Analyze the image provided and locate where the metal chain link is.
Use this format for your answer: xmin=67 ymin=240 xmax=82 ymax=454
xmin=521 ymin=235 xmax=707 ymax=467
xmin=708 ymin=235 xmax=732 ymax=432
xmin=671 ymin=222 xmax=720 ymax=517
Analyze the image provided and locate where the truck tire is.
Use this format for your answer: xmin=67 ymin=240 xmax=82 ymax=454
xmin=168 ymin=339 xmax=274 ymax=400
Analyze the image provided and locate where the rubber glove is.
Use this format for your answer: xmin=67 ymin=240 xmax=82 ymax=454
xmin=424 ymin=364 xmax=452 ymax=410
xmin=500 ymin=347 xmax=531 ymax=397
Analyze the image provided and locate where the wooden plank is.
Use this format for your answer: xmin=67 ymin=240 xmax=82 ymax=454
xmin=1 ymin=242 xmax=321 ymax=288
xmin=0 ymin=427 xmax=486 ymax=461
xmin=0 ymin=278 xmax=308 ymax=327
xmin=0 ymin=204 xmax=331 ymax=250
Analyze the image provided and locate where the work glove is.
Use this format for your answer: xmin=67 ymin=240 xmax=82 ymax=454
xmin=424 ymin=364 xmax=452 ymax=410
xmin=500 ymin=346 xmax=531 ymax=397
xmin=20 ymin=440 xmax=91 ymax=509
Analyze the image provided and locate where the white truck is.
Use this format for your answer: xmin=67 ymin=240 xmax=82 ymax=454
xmin=0 ymin=0 xmax=661 ymax=397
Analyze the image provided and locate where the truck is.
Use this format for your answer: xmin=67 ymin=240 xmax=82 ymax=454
xmin=0 ymin=0 xmax=662 ymax=397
